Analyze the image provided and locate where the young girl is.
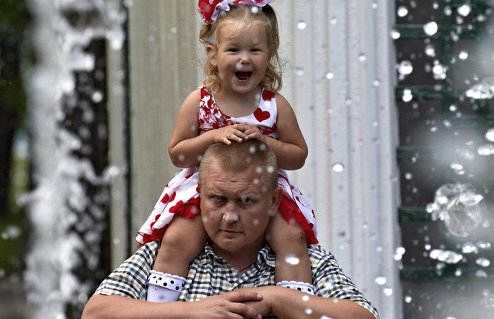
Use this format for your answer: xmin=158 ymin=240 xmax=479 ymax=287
xmin=137 ymin=0 xmax=319 ymax=302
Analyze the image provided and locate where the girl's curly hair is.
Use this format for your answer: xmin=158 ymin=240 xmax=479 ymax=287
xmin=199 ymin=4 xmax=283 ymax=93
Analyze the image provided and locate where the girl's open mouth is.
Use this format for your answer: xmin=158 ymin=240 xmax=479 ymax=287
xmin=235 ymin=71 xmax=252 ymax=81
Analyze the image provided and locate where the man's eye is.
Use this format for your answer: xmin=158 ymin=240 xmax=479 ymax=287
xmin=211 ymin=195 xmax=224 ymax=202
xmin=239 ymin=196 xmax=252 ymax=204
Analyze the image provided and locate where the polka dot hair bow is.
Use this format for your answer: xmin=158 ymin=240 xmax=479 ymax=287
xmin=198 ymin=0 xmax=277 ymax=24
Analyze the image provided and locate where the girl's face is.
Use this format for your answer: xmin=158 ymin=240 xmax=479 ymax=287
xmin=209 ymin=20 xmax=270 ymax=96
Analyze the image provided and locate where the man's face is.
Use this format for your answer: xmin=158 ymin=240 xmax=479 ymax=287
xmin=200 ymin=161 xmax=281 ymax=258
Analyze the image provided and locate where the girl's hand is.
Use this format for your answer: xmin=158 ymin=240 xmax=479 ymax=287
xmin=208 ymin=124 xmax=249 ymax=145
xmin=243 ymin=124 xmax=267 ymax=143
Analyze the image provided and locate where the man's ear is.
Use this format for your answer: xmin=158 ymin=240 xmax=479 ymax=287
xmin=270 ymin=186 xmax=283 ymax=211
xmin=206 ymin=44 xmax=217 ymax=67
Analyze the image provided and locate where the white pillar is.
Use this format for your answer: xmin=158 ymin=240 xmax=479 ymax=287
xmin=274 ymin=1 xmax=402 ymax=317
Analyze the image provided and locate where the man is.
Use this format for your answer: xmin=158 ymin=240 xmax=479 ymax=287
xmin=82 ymin=140 xmax=378 ymax=319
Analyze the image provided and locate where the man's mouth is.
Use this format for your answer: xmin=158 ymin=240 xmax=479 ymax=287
xmin=235 ymin=71 xmax=252 ymax=81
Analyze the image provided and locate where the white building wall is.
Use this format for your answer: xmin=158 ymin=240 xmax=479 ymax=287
xmin=122 ymin=0 xmax=402 ymax=317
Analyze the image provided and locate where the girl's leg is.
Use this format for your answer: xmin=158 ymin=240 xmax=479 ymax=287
xmin=266 ymin=211 xmax=315 ymax=295
xmin=147 ymin=214 xmax=207 ymax=302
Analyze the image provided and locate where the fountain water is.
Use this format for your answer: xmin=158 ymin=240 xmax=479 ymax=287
xmin=23 ymin=0 xmax=125 ymax=318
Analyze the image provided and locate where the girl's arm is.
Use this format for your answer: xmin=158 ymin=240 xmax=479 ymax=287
xmin=168 ymin=89 xmax=249 ymax=168
xmin=245 ymin=94 xmax=308 ymax=170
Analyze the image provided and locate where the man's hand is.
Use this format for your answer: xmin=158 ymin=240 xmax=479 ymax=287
xmin=189 ymin=290 xmax=263 ymax=319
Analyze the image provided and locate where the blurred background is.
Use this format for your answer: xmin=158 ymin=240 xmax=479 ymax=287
xmin=1 ymin=0 xmax=494 ymax=318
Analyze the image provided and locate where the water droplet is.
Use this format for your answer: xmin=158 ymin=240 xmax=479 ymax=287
xmin=250 ymin=6 xmax=260 ymax=14
xmin=457 ymin=4 xmax=471 ymax=17
xmin=383 ymin=288 xmax=393 ymax=296
xmin=432 ymin=63 xmax=447 ymax=80
xmin=477 ymin=258 xmax=491 ymax=267
xmin=429 ymin=249 xmax=463 ymax=264
xmin=358 ymin=54 xmax=366 ymax=62
xmin=397 ymin=6 xmax=408 ymax=17
xmin=285 ymin=255 xmax=300 ymax=265
xmin=302 ymin=295 xmax=310 ymax=302
xmin=423 ymin=21 xmax=438 ymax=36
xmin=402 ymin=89 xmax=413 ymax=102
xmin=391 ymin=30 xmax=401 ymax=39
xmin=404 ymin=172 xmax=413 ymax=180
xmin=478 ymin=241 xmax=491 ymax=249
xmin=91 ymin=91 xmax=104 ymax=103
xmin=486 ymin=128 xmax=494 ymax=142
xmin=375 ymin=276 xmax=387 ymax=285
xmin=178 ymin=154 xmax=185 ymax=162
xmin=332 ymin=163 xmax=344 ymax=173
xmin=326 ymin=72 xmax=334 ymax=80
xmin=459 ymin=51 xmax=469 ymax=60
xmin=465 ymin=77 xmax=494 ymax=100
xmin=477 ymin=269 xmax=488 ymax=278
xmin=425 ymin=44 xmax=436 ymax=57
xmin=394 ymin=247 xmax=406 ymax=261
xmin=462 ymin=242 xmax=478 ymax=254
xmin=294 ymin=67 xmax=304 ymax=76
xmin=404 ymin=295 xmax=412 ymax=303
xmin=478 ymin=144 xmax=494 ymax=156
xmin=297 ymin=21 xmax=307 ymax=30
xmin=398 ymin=60 xmax=413 ymax=76
xmin=304 ymin=308 xmax=313 ymax=315
xmin=450 ymin=162 xmax=464 ymax=174
xmin=444 ymin=6 xmax=452 ymax=16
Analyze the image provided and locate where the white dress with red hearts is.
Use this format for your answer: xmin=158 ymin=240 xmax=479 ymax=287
xmin=136 ymin=86 xmax=318 ymax=246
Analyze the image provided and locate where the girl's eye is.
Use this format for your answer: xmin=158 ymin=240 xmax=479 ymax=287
xmin=228 ymin=48 xmax=238 ymax=52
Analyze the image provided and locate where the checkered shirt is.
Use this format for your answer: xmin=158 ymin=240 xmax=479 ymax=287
xmin=95 ymin=241 xmax=379 ymax=318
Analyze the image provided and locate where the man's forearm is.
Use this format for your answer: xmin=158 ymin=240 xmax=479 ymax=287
xmin=82 ymin=295 xmax=184 ymax=319
xmin=248 ymin=286 xmax=376 ymax=319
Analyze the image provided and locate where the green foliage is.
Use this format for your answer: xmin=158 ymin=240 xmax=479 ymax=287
xmin=0 ymin=0 xmax=31 ymax=38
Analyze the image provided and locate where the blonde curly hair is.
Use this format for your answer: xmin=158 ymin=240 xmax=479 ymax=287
xmin=199 ymin=4 xmax=283 ymax=93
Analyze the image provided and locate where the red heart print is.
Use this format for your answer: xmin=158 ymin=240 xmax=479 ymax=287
xmin=254 ymin=108 xmax=271 ymax=122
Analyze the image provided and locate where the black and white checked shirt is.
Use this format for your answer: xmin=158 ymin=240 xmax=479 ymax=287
xmin=95 ymin=241 xmax=379 ymax=318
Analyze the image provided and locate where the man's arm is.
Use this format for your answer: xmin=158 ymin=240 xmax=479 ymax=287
xmin=244 ymin=286 xmax=376 ymax=319
xmin=82 ymin=292 xmax=264 ymax=319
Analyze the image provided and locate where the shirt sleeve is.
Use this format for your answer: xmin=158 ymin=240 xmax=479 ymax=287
xmin=310 ymin=245 xmax=380 ymax=319
xmin=93 ymin=241 xmax=159 ymax=299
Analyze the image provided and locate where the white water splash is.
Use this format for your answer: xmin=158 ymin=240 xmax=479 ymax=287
xmin=24 ymin=0 xmax=126 ymax=318
xmin=426 ymin=183 xmax=483 ymax=237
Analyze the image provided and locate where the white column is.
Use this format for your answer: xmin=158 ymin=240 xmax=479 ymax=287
xmin=274 ymin=1 xmax=402 ymax=317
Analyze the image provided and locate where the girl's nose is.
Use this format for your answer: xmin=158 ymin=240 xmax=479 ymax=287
xmin=239 ymin=53 xmax=250 ymax=64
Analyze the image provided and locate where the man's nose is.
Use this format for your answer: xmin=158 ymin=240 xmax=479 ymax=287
xmin=222 ymin=204 xmax=239 ymax=224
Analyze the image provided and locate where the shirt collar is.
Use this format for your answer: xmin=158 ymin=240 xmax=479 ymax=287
xmin=203 ymin=242 xmax=276 ymax=269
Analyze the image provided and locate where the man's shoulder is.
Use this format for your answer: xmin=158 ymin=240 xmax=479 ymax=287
xmin=307 ymin=244 xmax=333 ymax=259
xmin=132 ymin=241 xmax=160 ymax=264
